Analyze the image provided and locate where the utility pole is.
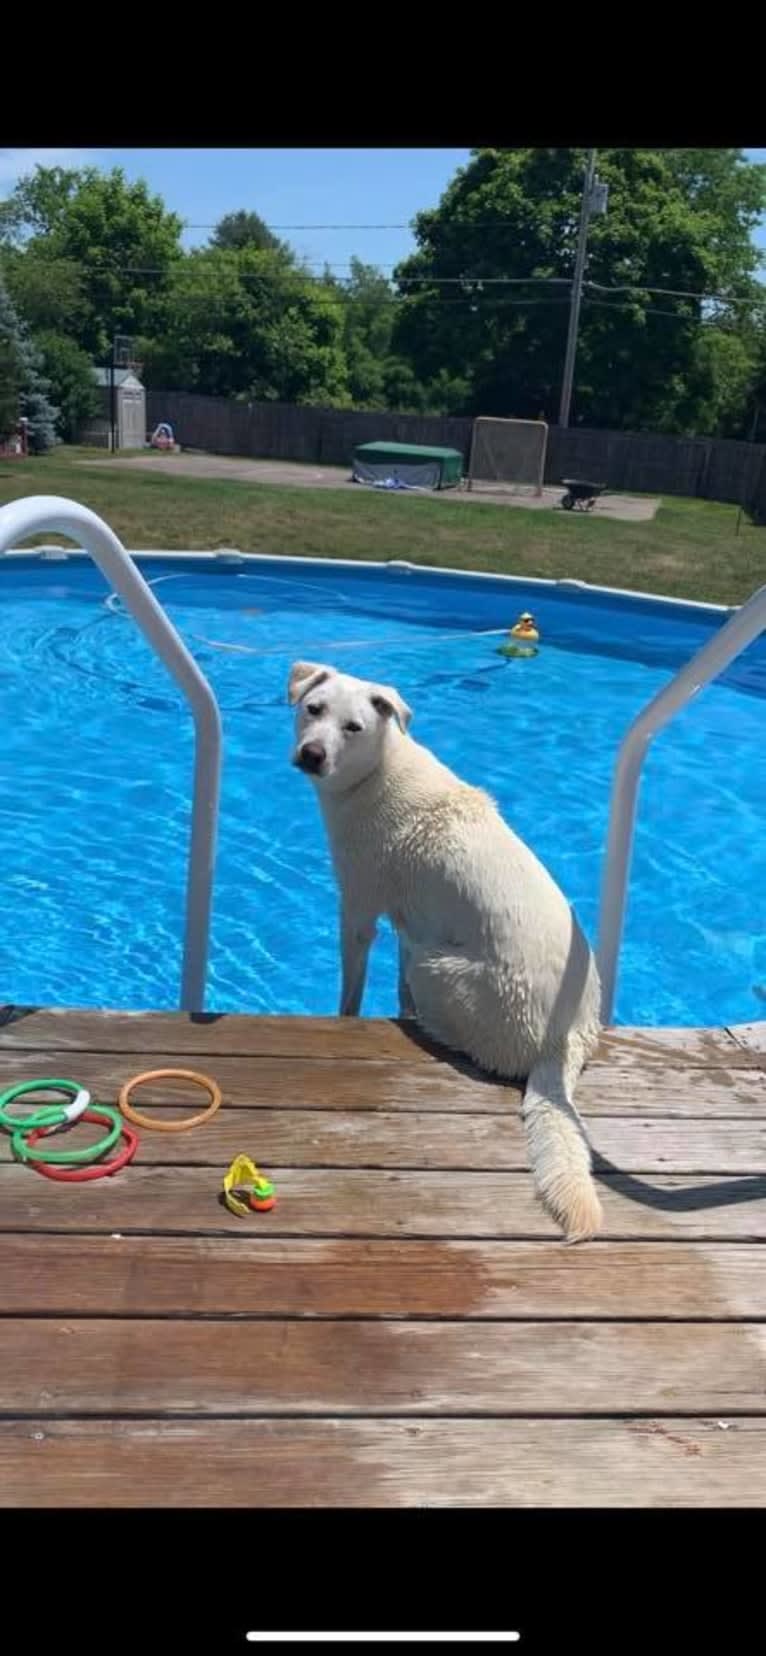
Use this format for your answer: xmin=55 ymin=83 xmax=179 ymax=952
xmin=558 ymin=148 xmax=598 ymax=429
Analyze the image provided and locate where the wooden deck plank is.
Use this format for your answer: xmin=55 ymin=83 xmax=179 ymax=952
xmin=3 ymin=1109 xmax=765 ymax=1173
xmin=2 ymin=1008 xmax=761 ymax=1068
xmin=730 ymin=1023 xmax=766 ymax=1057
xmin=1 ymin=1165 xmax=764 ymax=1237
xmin=1 ymin=1236 xmax=764 ymax=1319
xmin=0 ymin=1010 xmax=435 ymax=1061
xmin=1 ymin=1318 xmax=763 ymax=1415
xmin=578 ymin=1067 xmax=766 ymax=1116
xmin=2 ymin=1417 xmax=763 ymax=1506
xmin=598 ymin=1025 xmax=763 ymax=1069
xmin=0 ymin=1051 xmax=518 ymax=1113
xmin=0 ymin=1050 xmax=763 ymax=1117
xmin=1 ymin=1004 xmax=763 ymax=1508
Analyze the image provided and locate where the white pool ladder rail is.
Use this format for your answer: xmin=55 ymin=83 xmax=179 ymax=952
xmin=0 ymin=495 xmax=222 ymax=1014
xmin=597 ymin=579 xmax=766 ymax=1023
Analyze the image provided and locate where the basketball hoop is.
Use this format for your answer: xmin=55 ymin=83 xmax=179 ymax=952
xmin=113 ymin=334 xmax=135 ymax=369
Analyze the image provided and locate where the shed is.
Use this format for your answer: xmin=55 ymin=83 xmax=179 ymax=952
xmin=352 ymin=440 xmax=463 ymax=491
xmin=82 ymin=368 xmax=146 ymax=449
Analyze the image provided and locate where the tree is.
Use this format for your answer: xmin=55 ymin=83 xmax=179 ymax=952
xmin=0 ymin=165 xmax=183 ymax=359
xmin=379 ymin=355 xmax=431 ymax=413
xmin=140 ymin=246 xmax=350 ymax=406
xmin=1 ymin=247 xmax=88 ymax=337
xmin=34 ymin=331 xmax=99 ymax=442
xmin=392 ymin=148 xmax=766 ymax=434
xmin=318 ymin=259 xmax=469 ymax=413
xmin=0 ymin=164 xmax=82 ymax=240
xmin=0 ymin=332 xmax=21 ymax=440
xmin=335 ymin=259 xmax=395 ymax=407
xmin=210 ymin=210 xmax=286 ymax=256
xmin=0 ymin=272 xmax=58 ymax=450
xmin=751 ymin=343 xmax=766 ymax=435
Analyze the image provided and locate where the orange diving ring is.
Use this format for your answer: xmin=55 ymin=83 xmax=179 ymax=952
xmin=119 ymin=1068 xmax=222 ymax=1133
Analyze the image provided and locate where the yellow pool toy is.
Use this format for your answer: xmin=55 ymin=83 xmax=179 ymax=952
xmin=223 ymin=1153 xmax=277 ymax=1216
xmin=496 ymin=611 xmax=540 ymax=659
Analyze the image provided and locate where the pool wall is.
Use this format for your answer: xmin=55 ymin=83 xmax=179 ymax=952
xmin=3 ymin=547 xmax=764 ymax=697
xmin=0 ymin=540 xmax=738 ymax=614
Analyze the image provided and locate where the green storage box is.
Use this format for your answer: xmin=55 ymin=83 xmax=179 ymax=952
xmin=352 ymin=441 xmax=463 ymax=490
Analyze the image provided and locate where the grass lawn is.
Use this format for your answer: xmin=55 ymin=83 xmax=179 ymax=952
xmin=1 ymin=446 xmax=764 ymax=605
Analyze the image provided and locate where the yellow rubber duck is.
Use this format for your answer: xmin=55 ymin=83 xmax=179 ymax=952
xmin=496 ymin=611 xmax=540 ymax=659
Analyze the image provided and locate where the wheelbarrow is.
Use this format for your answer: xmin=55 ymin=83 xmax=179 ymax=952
xmin=560 ymin=478 xmax=606 ymax=511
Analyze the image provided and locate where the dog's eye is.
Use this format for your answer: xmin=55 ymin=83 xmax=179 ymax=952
xmin=306 ymin=703 xmax=325 ymax=718
xmin=343 ymin=720 xmax=362 ymax=735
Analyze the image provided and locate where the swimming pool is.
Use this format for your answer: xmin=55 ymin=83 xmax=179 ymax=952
xmin=1 ymin=551 xmax=764 ymax=1026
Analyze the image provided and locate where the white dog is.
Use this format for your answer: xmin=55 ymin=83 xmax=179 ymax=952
xmin=289 ymin=660 xmax=603 ymax=1242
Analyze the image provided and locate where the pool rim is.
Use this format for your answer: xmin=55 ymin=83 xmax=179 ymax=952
xmin=0 ymin=542 xmax=738 ymax=623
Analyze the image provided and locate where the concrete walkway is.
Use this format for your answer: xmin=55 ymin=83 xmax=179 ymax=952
xmin=87 ymin=452 xmax=660 ymax=523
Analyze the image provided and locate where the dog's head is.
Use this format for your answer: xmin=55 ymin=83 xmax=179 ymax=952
xmin=288 ymin=661 xmax=412 ymax=793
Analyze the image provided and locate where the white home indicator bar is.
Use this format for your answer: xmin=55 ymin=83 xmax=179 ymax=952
xmin=246 ymin=1636 xmax=521 ymax=1645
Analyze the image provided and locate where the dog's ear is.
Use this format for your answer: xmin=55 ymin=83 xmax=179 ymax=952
xmin=287 ymin=661 xmax=333 ymax=706
xmin=370 ymin=683 xmax=413 ymax=732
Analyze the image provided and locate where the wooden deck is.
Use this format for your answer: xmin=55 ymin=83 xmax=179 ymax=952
xmin=0 ymin=1005 xmax=764 ymax=1507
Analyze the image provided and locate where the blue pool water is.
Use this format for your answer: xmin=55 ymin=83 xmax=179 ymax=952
xmin=1 ymin=554 xmax=765 ymax=1026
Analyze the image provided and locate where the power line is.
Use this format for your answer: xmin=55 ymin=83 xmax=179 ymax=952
xmin=74 ymin=293 xmax=574 ymax=310
xmin=585 ymin=280 xmax=762 ymax=306
xmin=4 ymin=248 xmax=764 ymax=309
xmin=584 ymin=298 xmax=707 ymax=321
xmin=8 ymin=263 xmax=573 ymax=285
xmin=181 ymin=223 xmax=430 ymax=231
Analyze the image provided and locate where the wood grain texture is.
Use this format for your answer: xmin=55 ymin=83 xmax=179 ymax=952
xmin=2 ymin=1416 xmax=763 ymax=1506
xmin=596 ymin=1026 xmax=760 ymax=1069
xmin=0 ymin=1051 xmax=762 ymax=1117
xmin=1 ymin=1235 xmax=763 ymax=1318
xmin=2 ymin=1318 xmax=764 ymax=1415
xmin=729 ymin=1023 xmax=766 ymax=1058
xmin=0 ymin=1051 xmax=518 ymax=1113
xmin=1 ymin=1005 xmax=763 ymax=1509
xmin=0 ymin=1010 xmax=435 ymax=1061
xmin=3 ymin=1109 xmax=765 ymax=1173
xmin=579 ymin=1066 xmax=766 ymax=1117
xmin=1 ymin=1008 xmax=760 ymax=1067
xmin=1 ymin=1165 xmax=765 ymax=1237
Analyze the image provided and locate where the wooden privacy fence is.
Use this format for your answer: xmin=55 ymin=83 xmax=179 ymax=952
xmin=144 ymin=390 xmax=766 ymax=518
xmin=144 ymin=391 xmax=473 ymax=469
xmin=545 ymin=425 xmax=766 ymax=516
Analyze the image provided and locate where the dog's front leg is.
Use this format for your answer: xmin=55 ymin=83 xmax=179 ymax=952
xmin=339 ymin=908 xmax=377 ymax=1016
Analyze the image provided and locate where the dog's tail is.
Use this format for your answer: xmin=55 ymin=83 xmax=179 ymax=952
xmin=522 ymin=1051 xmax=602 ymax=1243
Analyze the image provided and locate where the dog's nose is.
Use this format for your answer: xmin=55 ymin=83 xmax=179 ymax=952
xmin=298 ymin=741 xmax=326 ymax=774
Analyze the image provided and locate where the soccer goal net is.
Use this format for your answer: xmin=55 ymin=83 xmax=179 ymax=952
xmin=467 ymin=417 xmax=548 ymax=495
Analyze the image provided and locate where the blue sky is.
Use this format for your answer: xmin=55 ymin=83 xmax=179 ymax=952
xmin=1 ymin=147 xmax=764 ymax=273
xmin=0 ymin=148 xmax=471 ymax=273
